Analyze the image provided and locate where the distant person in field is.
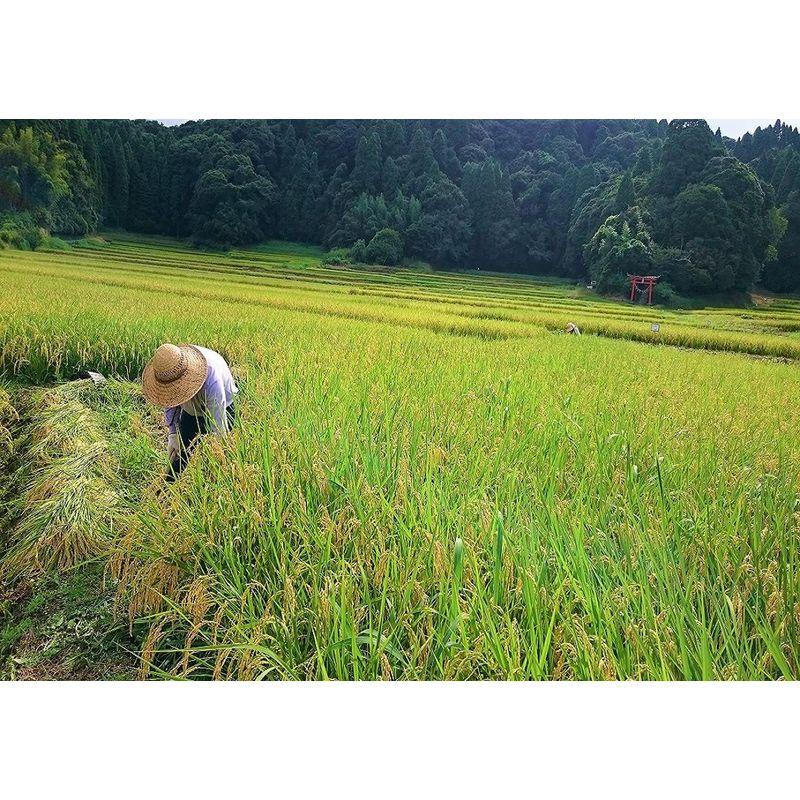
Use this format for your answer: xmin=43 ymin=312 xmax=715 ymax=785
xmin=142 ymin=344 xmax=238 ymax=480
xmin=566 ymin=322 xmax=581 ymax=336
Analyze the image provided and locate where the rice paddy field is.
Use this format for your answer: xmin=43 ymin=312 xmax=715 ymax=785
xmin=2 ymin=233 xmax=800 ymax=679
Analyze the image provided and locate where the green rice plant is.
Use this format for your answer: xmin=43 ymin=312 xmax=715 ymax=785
xmin=2 ymin=233 xmax=800 ymax=679
xmin=108 ymin=330 xmax=800 ymax=680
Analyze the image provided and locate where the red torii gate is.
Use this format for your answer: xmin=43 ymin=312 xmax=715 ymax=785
xmin=628 ymin=274 xmax=660 ymax=305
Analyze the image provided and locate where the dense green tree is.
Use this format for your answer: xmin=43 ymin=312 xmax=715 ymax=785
xmin=405 ymin=177 xmax=471 ymax=264
xmin=280 ymin=139 xmax=314 ymax=240
xmin=387 ymin=190 xmax=422 ymax=237
xmin=672 ymin=183 xmax=734 ymax=245
xmin=585 ymin=207 xmax=654 ymax=292
xmin=0 ymin=126 xmax=68 ymax=215
xmin=406 ymin=125 xmax=440 ymax=194
xmin=776 ymin=152 xmax=800 ymax=202
xmin=329 ymin=192 xmax=389 ymax=247
xmin=653 ymin=246 xmax=712 ymax=294
xmin=563 ymin=179 xmax=617 ymax=276
xmin=351 ymin=132 xmax=382 ymax=195
xmin=614 ymin=171 xmax=636 ymax=212
xmin=651 ymin=119 xmax=721 ymax=197
xmin=107 ymin=135 xmax=130 ymax=226
xmin=379 ymin=121 xmax=406 ymax=158
xmin=366 ymin=227 xmax=403 ymax=265
xmin=350 ymin=238 xmax=367 ymax=263
xmin=695 ymin=156 xmax=779 ymax=289
xmin=48 ymin=142 xmax=100 ymax=234
xmin=320 ymin=162 xmax=352 ymax=244
xmin=512 ymin=158 xmax=567 ymax=270
xmin=432 ymin=129 xmax=461 ymax=182
xmin=382 ymin=156 xmax=401 ymax=198
xmin=273 ymin=123 xmax=298 ymax=185
xmin=127 ymin=135 xmax=160 ymax=231
xmin=762 ymin=191 xmax=800 ymax=292
xmin=633 ymin=147 xmax=653 ymax=176
xmin=166 ymin=136 xmax=204 ymax=237
xmin=299 ymin=152 xmax=325 ymax=242
xmin=188 ymin=153 xmax=277 ymax=246
xmin=0 ymin=125 xmax=99 ymax=234
xmin=462 ymin=159 xmax=520 ymax=268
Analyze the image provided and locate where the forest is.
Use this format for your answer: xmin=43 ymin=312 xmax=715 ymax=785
xmin=1 ymin=118 xmax=799 ymax=297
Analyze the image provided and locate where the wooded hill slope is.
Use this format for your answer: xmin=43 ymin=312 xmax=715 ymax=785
xmin=1 ymin=119 xmax=799 ymax=296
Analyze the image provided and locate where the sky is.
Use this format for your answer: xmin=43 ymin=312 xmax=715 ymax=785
xmin=707 ymin=119 xmax=800 ymax=138
xmin=157 ymin=119 xmax=800 ymax=140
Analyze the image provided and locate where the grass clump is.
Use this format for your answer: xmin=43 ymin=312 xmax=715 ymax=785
xmin=0 ymin=212 xmax=42 ymax=250
xmin=0 ymin=565 xmax=138 ymax=680
xmin=322 ymin=248 xmax=353 ymax=267
xmin=72 ymin=235 xmax=110 ymax=250
xmin=38 ymin=235 xmax=72 ymax=252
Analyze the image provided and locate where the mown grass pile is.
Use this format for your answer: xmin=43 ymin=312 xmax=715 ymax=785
xmin=1 ymin=381 xmax=162 ymax=579
xmin=2 ymin=234 xmax=799 ymax=679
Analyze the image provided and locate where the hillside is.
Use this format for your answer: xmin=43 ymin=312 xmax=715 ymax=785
xmin=2 ymin=119 xmax=799 ymax=298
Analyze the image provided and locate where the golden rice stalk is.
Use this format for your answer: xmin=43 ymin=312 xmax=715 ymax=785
xmin=139 ymin=618 xmax=167 ymax=680
xmin=0 ymin=385 xmax=18 ymax=452
xmin=1 ymin=387 xmax=121 ymax=579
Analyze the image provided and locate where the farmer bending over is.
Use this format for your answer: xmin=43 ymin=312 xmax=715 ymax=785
xmin=566 ymin=322 xmax=581 ymax=336
xmin=142 ymin=344 xmax=238 ymax=480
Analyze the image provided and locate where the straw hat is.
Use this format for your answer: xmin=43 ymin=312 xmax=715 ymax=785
xmin=142 ymin=344 xmax=208 ymax=408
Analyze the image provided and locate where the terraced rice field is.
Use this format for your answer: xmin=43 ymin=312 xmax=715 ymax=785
xmin=1 ymin=233 xmax=799 ymax=679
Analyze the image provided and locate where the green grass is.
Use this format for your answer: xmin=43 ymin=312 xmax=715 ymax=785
xmin=1 ymin=233 xmax=799 ymax=679
xmin=0 ymin=565 xmax=139 ymax=680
